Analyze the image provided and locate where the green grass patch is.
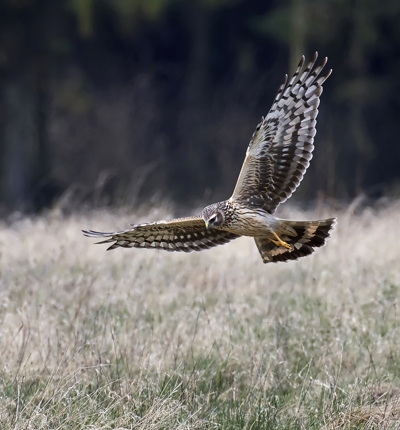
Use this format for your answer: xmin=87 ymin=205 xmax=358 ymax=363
xmin=1 ymin=206 xmax=400 ymax=428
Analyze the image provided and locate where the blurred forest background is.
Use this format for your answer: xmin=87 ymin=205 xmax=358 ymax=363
xmin=0 ymin=0 xmax=399 ymax=214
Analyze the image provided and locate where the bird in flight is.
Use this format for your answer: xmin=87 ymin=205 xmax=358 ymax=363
xmin=83 ymin=53 xmax=336 ymax=263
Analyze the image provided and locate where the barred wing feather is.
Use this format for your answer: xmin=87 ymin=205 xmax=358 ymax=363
xmin=231 ymin=52 xmax=331 ymax=213
xmin=83 ymin=216 xmax=240 ymax=252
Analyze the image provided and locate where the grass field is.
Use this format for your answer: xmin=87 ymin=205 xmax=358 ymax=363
xmin=1 ymin=203 xmax=400 ymax=429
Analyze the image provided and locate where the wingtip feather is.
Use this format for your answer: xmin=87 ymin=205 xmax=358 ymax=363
xmin=311 ymin=51 xmax=318 ymax=62
xmin=295 ymin=56 xmax=306 ymax=73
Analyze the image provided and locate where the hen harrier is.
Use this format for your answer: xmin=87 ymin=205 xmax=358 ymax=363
xmin=83 ymin=53 xmax=336 ymax=263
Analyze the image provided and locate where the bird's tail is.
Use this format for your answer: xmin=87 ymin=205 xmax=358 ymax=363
xmin=255 ymin=218 xmax=337 ymax=263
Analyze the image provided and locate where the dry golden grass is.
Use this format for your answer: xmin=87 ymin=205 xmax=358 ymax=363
xmin=1 ymin=202 xmax=400 ymax=429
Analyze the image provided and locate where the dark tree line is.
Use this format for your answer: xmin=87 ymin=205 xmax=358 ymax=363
xmin=1 ymin=0 xmax=400 ymax=213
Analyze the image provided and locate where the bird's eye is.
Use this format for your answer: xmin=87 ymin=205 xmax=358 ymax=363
xmin=208 ymin=214 xmax=218 ymax=225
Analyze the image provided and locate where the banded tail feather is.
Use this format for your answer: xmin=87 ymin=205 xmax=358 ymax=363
xmin=255 ymin=218 xmax=336 ymax=263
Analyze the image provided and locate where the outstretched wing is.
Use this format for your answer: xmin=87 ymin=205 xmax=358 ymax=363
xmin=83 ymin=216 xmax=240 ymax=252
xmin=231 ymin=52 xmax=331 ymax=213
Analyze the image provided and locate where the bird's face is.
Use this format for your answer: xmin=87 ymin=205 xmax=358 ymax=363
xmin=202 ymin=204 xmax=225 ymax=229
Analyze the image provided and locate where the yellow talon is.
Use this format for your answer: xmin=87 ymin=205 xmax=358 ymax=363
xmin=270 ymin=231 xmax=292 ymax=249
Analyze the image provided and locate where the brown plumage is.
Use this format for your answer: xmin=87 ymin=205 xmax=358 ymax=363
xmin=83 ymin=53 xmax=336 ymax=264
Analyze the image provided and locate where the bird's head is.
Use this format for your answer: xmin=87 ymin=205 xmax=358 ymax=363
xmin=202 ymin=203 xmax=226 ymax=229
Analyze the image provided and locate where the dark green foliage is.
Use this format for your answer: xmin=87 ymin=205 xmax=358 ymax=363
xmin=0 ymin=0 xmax=399 ymax=212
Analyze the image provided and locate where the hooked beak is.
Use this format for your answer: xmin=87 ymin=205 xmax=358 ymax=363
xmin=205 ymin=221 xmax=209 ymax=230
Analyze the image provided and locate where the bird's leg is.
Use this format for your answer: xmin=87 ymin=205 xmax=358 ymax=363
xmin=270 ymin=231 xmax=292 ymax=249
